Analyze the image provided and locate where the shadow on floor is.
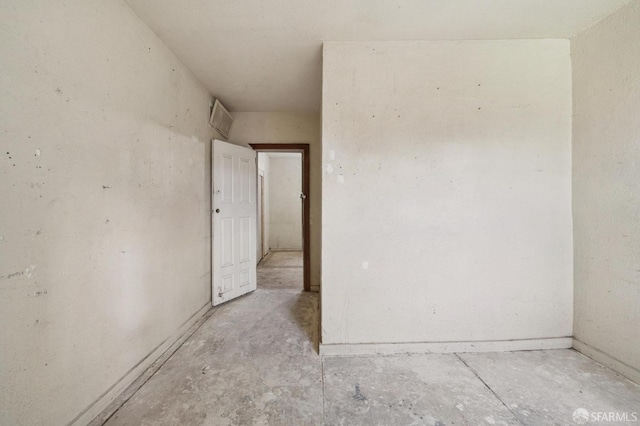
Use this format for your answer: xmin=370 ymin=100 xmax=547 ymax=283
xmin=289 ymin=290 xmax=319 ymax=354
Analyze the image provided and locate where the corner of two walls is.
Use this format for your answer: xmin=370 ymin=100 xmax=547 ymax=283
xmin=0 ymin=1 xmax=214 ymax=424
xmin=320 ymin=8 xmax=640 ymax=382
xmin=570 ymin=0 xmax=640 ymax=384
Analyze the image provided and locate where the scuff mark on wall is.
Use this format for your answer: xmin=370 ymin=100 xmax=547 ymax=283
xmin=1 ymin=271 xmax=24 ymax=280
xmin=0 ymin=265 xmax=36 ymax=280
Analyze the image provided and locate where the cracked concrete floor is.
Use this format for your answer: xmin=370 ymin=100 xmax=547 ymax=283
xmin=98 ymin=251 xmax=640 ymax=425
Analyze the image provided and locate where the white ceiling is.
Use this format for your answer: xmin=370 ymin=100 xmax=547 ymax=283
xmin=125 ymin=0 xmax=630 ymax=113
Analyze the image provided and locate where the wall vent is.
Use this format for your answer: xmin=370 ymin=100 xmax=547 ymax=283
xmin=209 ymin=99 xmax=234 ymax=139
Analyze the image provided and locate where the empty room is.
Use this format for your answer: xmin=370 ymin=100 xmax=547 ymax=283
xmin=1 ymin=1 xmax=639 ymax=425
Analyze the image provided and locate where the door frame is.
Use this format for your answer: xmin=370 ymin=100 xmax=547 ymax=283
xmin=258 ymin=172 xmax=265 ymax=262
xmin=250 ymin=143 xmax=311 ymax=292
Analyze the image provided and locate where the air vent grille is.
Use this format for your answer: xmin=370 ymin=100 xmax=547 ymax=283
xmin=209 ymin=99 xmax=233 ymax=139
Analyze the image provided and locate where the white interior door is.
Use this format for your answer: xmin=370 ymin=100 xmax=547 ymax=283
xmin=212 ymin=139 xmax=257 ymax=306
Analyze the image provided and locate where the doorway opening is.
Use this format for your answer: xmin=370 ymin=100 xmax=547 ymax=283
xmin=250 ymin=144 xmax=311 ymax=291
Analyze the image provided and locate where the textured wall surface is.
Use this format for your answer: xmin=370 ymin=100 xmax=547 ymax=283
xmin=322 ymin=40 xmax=573 ymax=345
xmin=572 ymin=0 xmax=640 ymax=383
xmin=0 ymin=1 xmax=213 ymax=424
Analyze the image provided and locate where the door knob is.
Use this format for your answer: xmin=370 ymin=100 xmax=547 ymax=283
xmin=215 ymin=209 xmax=220 ymax=213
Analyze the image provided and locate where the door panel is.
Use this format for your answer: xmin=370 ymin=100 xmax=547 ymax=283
xmin=221 ymin=218 xmax=234 ymax=267
xmin=239 ymin=158 xmax=251 ymax=203
xmin=212 ymin=139 xmax=257 ymax=306
xmin=221 ymin=154 xmax=233 ymax=203
xmin=240 ymin=216 xmax=251 ymax=262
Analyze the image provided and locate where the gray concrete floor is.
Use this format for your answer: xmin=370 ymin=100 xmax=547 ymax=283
xmin=97 ymin=251 xmax=640 ymax=425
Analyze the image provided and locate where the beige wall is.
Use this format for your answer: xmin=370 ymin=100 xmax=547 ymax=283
xmin=269 ymin=155 xmax=303 ymax=250
xmin=0 ymin=1 xmax=213 ymax=424
xmin=229 ymin=112 xmax=321 ymax=291
xmin=322 ymin=40 xmax=573 ymax=347
xmin=571 ymin=0 xmax=640 ymax=384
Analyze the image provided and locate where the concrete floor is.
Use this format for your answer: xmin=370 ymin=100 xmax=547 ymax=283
xmin=94 ymin=251 xmax=640 ymax=425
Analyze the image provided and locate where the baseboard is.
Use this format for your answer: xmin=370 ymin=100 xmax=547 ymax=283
xmin=572 ymin=338 xmax=640 ymax=385
xmin=320 ymin=337 xmax=572 ymax=356
xmin=70 ymin=302 xmax=212 ymax=426
xmin=310 ymin=285 xmax=320 ymax=293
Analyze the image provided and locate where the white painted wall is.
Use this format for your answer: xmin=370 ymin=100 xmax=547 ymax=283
xmin=322 ymin=40 xmax=573 ymax=345
xmin=229 ymin=113 xmax=321 ymax=291
xmin=268 ymin=154 xmax=303 ymax=250
xmin=257 ymin=152 xmax=271 ymax=258
xmin=571 ymin=0 xmax=640 ymax=383
xmin=0 ymin=1 xmax=213 ymax=424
